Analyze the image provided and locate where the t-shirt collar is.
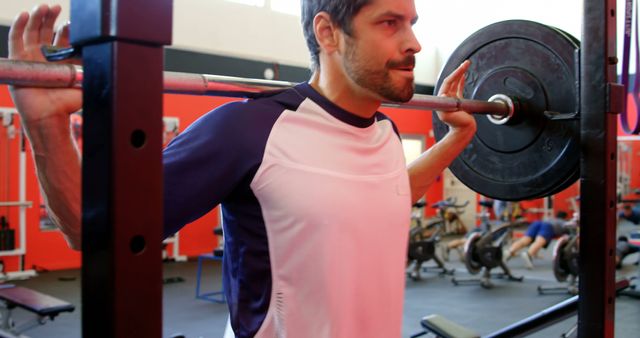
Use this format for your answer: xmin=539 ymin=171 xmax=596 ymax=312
xmin=294 ymin=83 xmax=377 ymax=128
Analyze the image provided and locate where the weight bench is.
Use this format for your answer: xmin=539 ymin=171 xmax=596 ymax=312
xmin=0 ymin=285 xmax=75 ymax=338
xmin=409 ymin=314 xmax=480 ymax=338
xmin=411 ymin=280 xmax=631 ymax=338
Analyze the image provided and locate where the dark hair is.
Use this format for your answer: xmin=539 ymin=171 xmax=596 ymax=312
xmin=301 ymin=0 xmax=371 ymax=71
xmin=555 ymin=211 xmax=569 ymax=219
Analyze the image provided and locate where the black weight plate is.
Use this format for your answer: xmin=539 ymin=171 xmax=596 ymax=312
xmin=432 ymin=20 xmax=580 ymax=201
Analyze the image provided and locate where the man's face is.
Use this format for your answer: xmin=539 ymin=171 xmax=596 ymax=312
xmin=341 ymin=0 xmax=421 ymax=102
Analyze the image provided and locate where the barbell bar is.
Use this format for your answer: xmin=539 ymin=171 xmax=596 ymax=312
xmin=0 ymin=58 xmax=515 ymax=118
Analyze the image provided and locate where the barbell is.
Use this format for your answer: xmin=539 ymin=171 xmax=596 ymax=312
xmin=0 ymin=58 xmax=515 ymax=118
xmin=0 ymin=20 xmax=583 ymax=201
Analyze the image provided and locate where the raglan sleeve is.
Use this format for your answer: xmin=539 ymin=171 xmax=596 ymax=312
xmin=162 ymin=101 xmax=255 ymax=238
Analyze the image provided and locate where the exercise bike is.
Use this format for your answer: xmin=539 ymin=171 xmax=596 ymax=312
xmin=406 ymin=199 xmax=466 ymax=281
xmin=538 ymin=221 xmax=580 ymax=295
xmin=617 ymin=230 xmax=640 ymax=299
xmin=451 ymin=215 xmax=526 ymax=289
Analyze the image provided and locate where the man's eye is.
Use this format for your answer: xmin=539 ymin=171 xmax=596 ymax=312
xmin=382 ymin=20 xmax=397 ymax=27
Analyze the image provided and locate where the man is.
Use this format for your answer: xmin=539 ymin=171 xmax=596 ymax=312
xmin=619 ymin=204 xmax=640 ymax=225
xmin=8 ymin=1 xmax=475 ymax=337
xmin=505 ymin=211 xmax=571 ymax=269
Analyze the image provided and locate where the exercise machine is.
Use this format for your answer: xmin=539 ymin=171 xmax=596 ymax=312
xmin=618 ymin=230 xmax=640 ymax=299
xmin=406 ymin=200 xmax=462 ymax=281
xmin=451 ymin=219 xmax=526 ymax=289
xmin=538 ymin=225 xmax=580 ymax=295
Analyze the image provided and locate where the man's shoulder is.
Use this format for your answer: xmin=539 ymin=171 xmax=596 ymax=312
xmin=374 ymin=111 xmax=400 ymax=136
xmin=207 ymin=87 xmax=305 ymax=123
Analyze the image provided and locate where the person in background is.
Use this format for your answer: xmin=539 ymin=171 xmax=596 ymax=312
xmin=504 ymin=211 xmax=571 ymax=269
xmin=619 ymin=204 xmax=640 ymax=225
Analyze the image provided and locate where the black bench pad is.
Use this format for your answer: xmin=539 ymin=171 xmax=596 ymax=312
xmin=421 ymin=314 xmax=480 ymax=338
xmin=0 ymin=286 xmax=74 ymax=317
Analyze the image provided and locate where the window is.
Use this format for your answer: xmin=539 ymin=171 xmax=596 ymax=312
xmin=271 ymin=0 xmax=300 ymax=16
xmin=401 ymin=135 xmax=425 ymax=165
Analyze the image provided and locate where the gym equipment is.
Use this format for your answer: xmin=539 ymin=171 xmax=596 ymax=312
xmin=195 ymin=253 xmax=225 ymax=304
xmin=406 ymin=200 xmax=461 ymax=281
xmin=436 ymin=198 xmax=470 ymax=236
xmin=410 ymin=279 xmax=631 ymax=338
xmin=538 ymin=227 xmax=580 ymax=295
xmin=0 ymin=217 xmax=14 ymax=251
xmin=213 ymin=226 xmax=224 ymax=258
xmin=619 ymin=0 xmax=640 ymax=134
xmin=0 ymin=285 xmax=75 ymax=338
xmin=0 ymin=58 xmax=512 ymax=117
xmin=432 ymin=20 xmax=581 ymax=202
xmin=451 ymin=220 xmax=526 ymax=289
xmin=616 ymin=231 xmax=640 ymax=299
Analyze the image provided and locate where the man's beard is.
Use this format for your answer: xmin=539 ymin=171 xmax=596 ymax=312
xmin=343 ymin=41 xmax=415 ymax=102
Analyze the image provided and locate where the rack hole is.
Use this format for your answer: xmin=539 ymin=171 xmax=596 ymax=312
xmin=130 ymin=235 xmax=146 ymax=255
xmin=131 ymin=130 xmax=146 ymax=148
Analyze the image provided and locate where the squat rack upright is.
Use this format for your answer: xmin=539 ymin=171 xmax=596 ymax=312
xmin=67 ymin=0 xmax=618 ymax=337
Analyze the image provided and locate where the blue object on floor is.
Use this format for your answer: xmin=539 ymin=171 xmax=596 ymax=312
xmin=195 ymin=253 xmax=225 ymax=303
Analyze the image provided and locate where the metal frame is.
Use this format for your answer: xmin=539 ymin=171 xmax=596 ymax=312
xmin=71 ymin=0 xmax=172 ymax=337
xmin=0 ymin=59 xmax=513 ymax=117
xmin=579 ymin=1 xmax=618 ymax=337
xmin=195 ymin=253 xmax=225 ymax=304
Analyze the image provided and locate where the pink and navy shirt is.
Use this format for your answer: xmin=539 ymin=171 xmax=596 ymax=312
xmin=163 ymin=83 xmax=411 ymax=338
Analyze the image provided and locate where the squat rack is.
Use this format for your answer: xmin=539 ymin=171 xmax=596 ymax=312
xmin=65 ymin=0 xmax=618 ymax=337
xmin=579 ymin=1 xmax=619 ymax=337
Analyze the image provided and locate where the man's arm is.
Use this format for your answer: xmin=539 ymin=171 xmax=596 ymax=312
xmin=8 ymin=5 xmax=83 ymax=249
xmin=408 ymin=61 xmax=477 ymax=203
xmin=408 ymin=128 xmax=474 ymax=203
xmin=28 ymin=116 xmax=82 ymax=250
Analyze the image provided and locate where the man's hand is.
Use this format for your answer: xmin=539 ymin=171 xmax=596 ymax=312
xmin=7 ymin=4 xmax=83 ymax=250
xmin=435 ymin=60 xmax=476 ymax=135
xmin=406 ymin=61 xmax=477 ymax=203
xmin=8 ymin=4 xmax=82 ymax=125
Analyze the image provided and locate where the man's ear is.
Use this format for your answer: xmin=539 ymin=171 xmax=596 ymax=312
xmin=313 ymin=12 xmax=341 ymax=55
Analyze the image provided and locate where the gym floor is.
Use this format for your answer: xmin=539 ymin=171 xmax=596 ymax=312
xmin=7 ymin=224 xmax=640 ymax=338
